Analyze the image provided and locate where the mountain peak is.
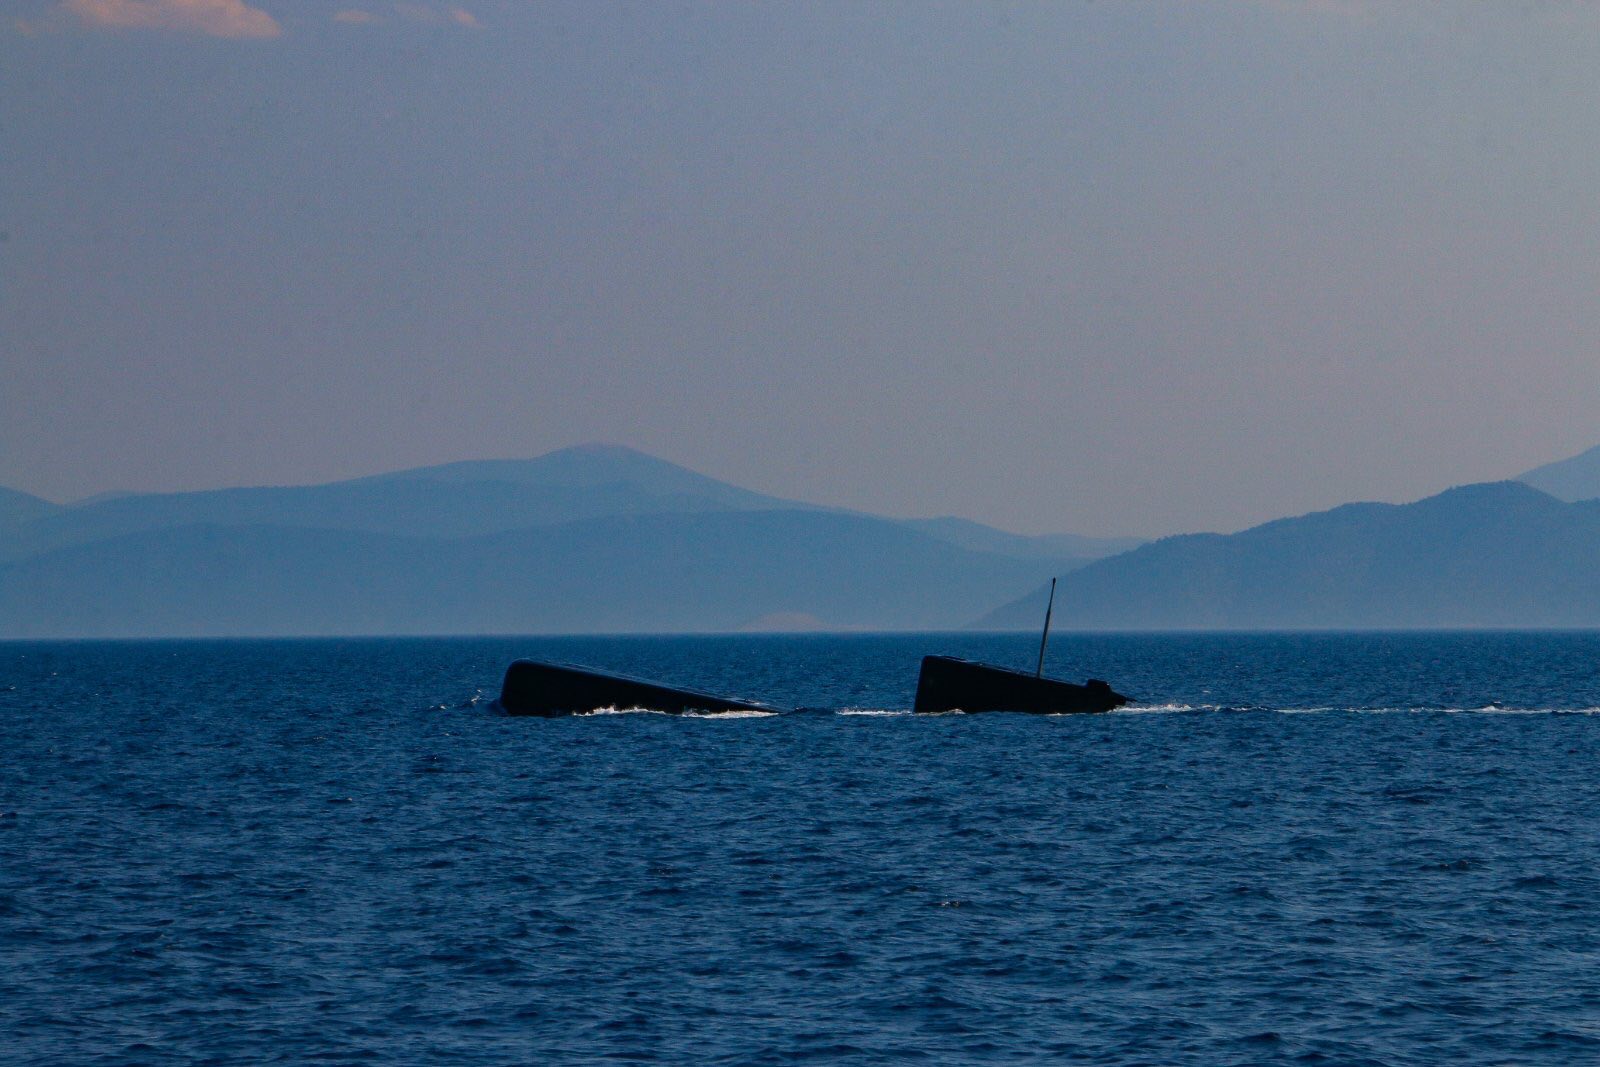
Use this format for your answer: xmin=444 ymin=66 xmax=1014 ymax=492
xmin=544 ymin=441 xmax=653 ymax=459
xmin=974 ymin=477 xmax=1600 ymax=630
xmin=1518 ymin=443 xmax=1600 ymax=503
xmin=368 ymin=443 xmax=778 ymax=500
xmin=1424 ymin=480 xmax=1560 ymax=506
xmin=527 ymin=442 xmax=665 ymax=469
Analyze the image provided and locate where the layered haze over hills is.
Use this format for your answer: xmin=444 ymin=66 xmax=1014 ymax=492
xmin=968 ymin=440 xmax=1600 ymax=631
xmin=978 ymin=481 xmax=1600 ymax=631
xmin=0 ymin=445 xmax=810 ymax=564
xmin=0 ymin=445 xmax=1129 ymax=638
xmin=6 ymin=441 xmax=1600 ymax=638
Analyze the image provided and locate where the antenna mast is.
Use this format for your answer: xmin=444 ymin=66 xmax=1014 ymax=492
xmin=1035 ymin=577 xmax=1057 ymax=678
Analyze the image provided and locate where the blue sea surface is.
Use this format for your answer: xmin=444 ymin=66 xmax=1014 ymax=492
xmin=4 ymin=632 xmax=1600 ymax=1065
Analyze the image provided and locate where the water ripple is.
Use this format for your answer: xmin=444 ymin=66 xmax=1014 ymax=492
xmin=4 ymin=633 xmax=1600 ymax=1064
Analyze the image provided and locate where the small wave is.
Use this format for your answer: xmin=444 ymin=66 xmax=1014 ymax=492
xmin=1379 ymin=705 xmax=1600 ymax=715
xmin=1278 ymin=705 xmax=1600 ymax=715
xmin=1100 ymin=704 xmax=1600 ymax=715
xmin=837 ymin=708 xmax=911 ymax=716
xmin=1115 ymin=703 xmax=1203 ymax=714
xmin=1280 ymin=706 xmax=1439 ymax=714
xmin=579 ymin=706 xmax=776 ymax=718
xmin=1458 ymin=705 xmax=1600 ymax=715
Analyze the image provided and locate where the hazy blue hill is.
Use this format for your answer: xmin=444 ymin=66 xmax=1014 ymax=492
xmin=358 ymin=444 xmax=793 ymax=504
xmin=0 ymin=443 xmax=1104 ymax=569
xmin=0 ymin=524 xmax=429 ymax=638
xmin=0 ymin=487 xmax=61 ymax=529
xmin=0 ymin=510 xmax=1065 ymax=638
xmin=1518 ymin=443 xmax=1600 ymax=502
xmin=0 ymin=444 xmax=819 ymax=562
xmin=902 ymin=517 xmax=1141 ymax=561
xmin=12 ymin=456 xmax=1600 ymax=636
xmin=973 ymin=481 xmax=1600 ymax=630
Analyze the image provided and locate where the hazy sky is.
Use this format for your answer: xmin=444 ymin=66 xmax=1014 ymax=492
xmin=4 ymin=1 xmax=1599 ymax=536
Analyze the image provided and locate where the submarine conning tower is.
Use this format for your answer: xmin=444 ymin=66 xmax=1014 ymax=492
xmin=912 ymin=655 xmax=1131 ymax=714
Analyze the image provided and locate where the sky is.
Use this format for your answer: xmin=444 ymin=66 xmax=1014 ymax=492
xmin=3 ymin=0 xmax=1599 ymax=537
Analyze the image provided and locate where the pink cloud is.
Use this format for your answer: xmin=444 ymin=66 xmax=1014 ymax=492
xmin=449 ymin=7 xmax=479 ymax=28
xmin=63 ymin=0 xmax=281 ymax=38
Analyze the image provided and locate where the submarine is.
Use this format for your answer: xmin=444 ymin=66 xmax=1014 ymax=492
xmin=913 ymin=577 xmax=1132 ymax=714
xmin=495 ymin=659 xmax=779 ymax=717
xmin=913 ymin=655 xmax=1130 ymax=714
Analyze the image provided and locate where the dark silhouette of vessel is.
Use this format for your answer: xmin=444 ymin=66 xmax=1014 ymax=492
xmin=495 ymin=659 xmax=777 ymax=717
xmin=496 ymin=580 xmax=1129 ymax=716
xmin=912 ymin=577 xmax=1131 ymax=713
xmin=912 ymin=655 xmax=1130 ymax=714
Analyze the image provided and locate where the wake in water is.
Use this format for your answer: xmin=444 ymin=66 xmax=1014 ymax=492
xmin=492 ymin=702 xmax=1600 ymax=717
xmin=579 ymin=705 xmax=778 ymax=718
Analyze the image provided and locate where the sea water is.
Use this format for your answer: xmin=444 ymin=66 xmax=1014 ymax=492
xmin=3 ymin=632 xmax=1600 ymax=1065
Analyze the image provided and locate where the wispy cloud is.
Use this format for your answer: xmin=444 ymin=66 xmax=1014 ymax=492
xmin=448 ymin=7 xmax=479 ymax=29
xmin=63 ymin=0 xmax=281 ymax=38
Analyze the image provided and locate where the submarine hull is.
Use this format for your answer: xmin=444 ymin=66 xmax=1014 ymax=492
xmin=913 ymin=655 xmax=1130 ymax=714
xmin=496 ymin=659 xmax=773 ymax=717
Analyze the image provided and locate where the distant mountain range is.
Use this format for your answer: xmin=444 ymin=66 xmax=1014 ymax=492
xmin=7 ymin=441 xmax=1600 ymax=638
xmin=0 ymin=445 xmax=1131 ymax=638
xmin=0 ymin=446 xmax=804 ymax=563
xmin=976 ymin=481 xmax=1600 ymax=630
